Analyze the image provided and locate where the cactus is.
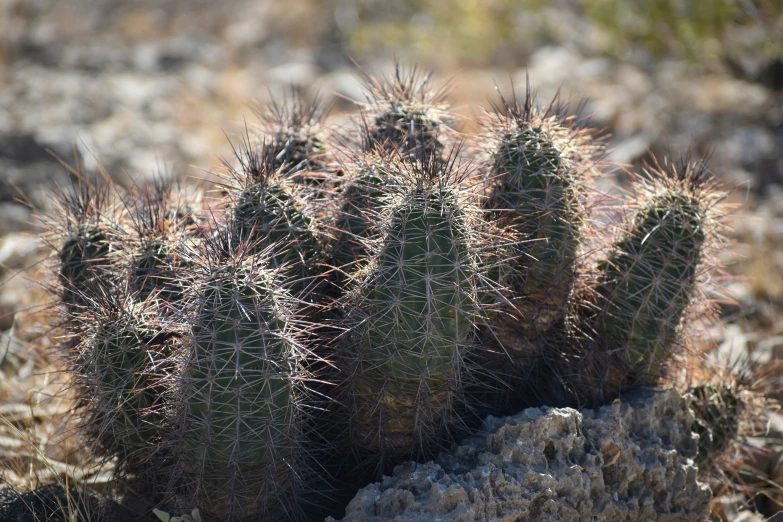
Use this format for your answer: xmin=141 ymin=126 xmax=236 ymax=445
xmin=329 ymin=67 xmax=453 ymax=282
xmin=40 ymin=65 xmax=736 ymax=521
xmin=327 ymin=151 xmax=391 ymax=279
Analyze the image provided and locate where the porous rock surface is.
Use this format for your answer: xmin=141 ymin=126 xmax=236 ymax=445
xmin=333 ymin=389 xmax=711 ymax=522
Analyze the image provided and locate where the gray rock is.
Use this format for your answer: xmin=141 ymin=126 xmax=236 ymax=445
xmin=334 ymin=389 xmax=711 ymax=522
xmin=0 ymin=233 xmax=41 ymax=270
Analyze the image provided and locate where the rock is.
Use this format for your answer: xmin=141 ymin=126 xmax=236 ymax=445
xmin=606 ymin=134 xmax=653 ymax=164
xmin=334 ymin=389 xmax=711 ymax=522
xmin=0 ymin=233 xmax=41 ymax=271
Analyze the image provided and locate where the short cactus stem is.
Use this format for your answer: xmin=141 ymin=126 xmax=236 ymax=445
xmin=125 ymin=179 xmax=199 ymax=305
xmin=225 ymin=134 xmax=321 ymax=295
xmin=51 ymin=180 xmax=120 ymax=314
xmin=341 ymin=154 xmax=484 ymax=473
xmin=59 ymin=226 xmax=111 ymax=310
xmin=251 ymin=90 xmax=328 ymax=181
xmin=594 ymin=156 xmax=722 ymax=381
xmin=482 ymin=90 xmax=597 ymax=362
xmin=690 ymin=384 xmax=741 ymax=471
xmin=72 ymin=289 xmax=175 ymax=473
xmin=357 ymin=63 xmax=452 ymax=156
xmin=328 ymin=152 xmax=391 ymax=276
xmin=171 ymin=240 xmax=308 ymax=521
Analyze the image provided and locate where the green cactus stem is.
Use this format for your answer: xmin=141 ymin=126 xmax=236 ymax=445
xmin=53 ymin=180 xmax=119 ymax=313
xmin=125 ymin=179 xmax=198 ymax=305
xmin=73 ymin=287 xmax=175 ymax=473
xmin=171 ymin=237 xmax=308 ymax=521
xmin=342 ymin=153 xmax=483 ymax=473
xmin=483 ymin=90 xmax=598 ymax=364
xmin=328 ymin=151 xmax=392 ymax=278
xmin=225 ymin=134 xmax=321 ymax=295
xmin=594 ymin=156 xmax=722 ymax=382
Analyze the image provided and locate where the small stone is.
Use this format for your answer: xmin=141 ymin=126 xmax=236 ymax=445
xmin=0 ymin=233 xmax=41 ymax=270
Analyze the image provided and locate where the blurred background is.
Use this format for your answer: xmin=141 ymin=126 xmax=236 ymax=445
xmin=0 ymin=0 xmax=780 ymax=519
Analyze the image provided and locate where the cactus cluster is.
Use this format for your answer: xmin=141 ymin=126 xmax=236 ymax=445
xmin=43 ymin=65 xmax=730 ymax=521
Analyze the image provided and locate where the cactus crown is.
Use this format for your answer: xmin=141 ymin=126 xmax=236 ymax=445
xmin=357 ymin=64 xmax=452 ymax=154
xmin=251 ymin=90 xmax=327 ymax=177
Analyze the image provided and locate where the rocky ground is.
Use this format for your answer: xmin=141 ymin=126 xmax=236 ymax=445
xmin=0 ymin=1 xmax=781 ymax=521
